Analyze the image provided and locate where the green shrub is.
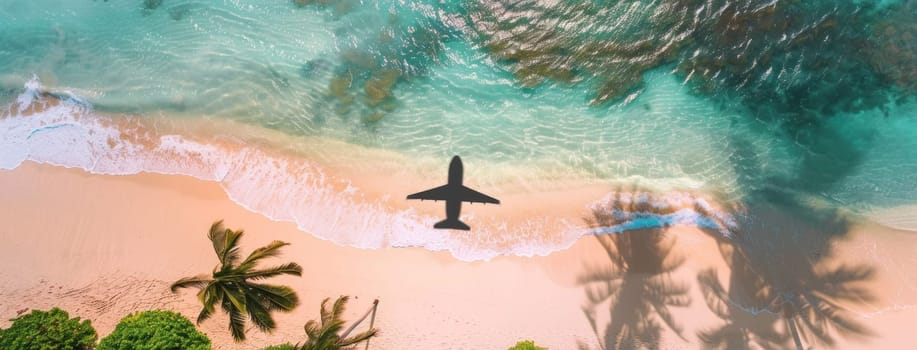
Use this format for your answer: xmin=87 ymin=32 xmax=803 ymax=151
xmin=263 ymin=344 xmax=296 ymax=350
xmin=508 ymin=340 xmax=547 ymax=350
xmin=97 ymin=310 xmax=210 ymax=350
xmin=0 ymin=307 xmax=97 ymax=350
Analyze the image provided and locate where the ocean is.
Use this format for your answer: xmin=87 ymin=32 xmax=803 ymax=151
xmin=1 ymin=0 xmax=915 ymax=260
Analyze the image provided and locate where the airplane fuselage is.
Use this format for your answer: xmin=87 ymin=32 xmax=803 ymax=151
xmin=445 ymin=156 xmax=463 ymax=222
xmin=406 ymin=155 xmax=498 ymax=230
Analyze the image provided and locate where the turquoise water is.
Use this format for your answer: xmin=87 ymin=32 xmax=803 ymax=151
xmin=2 ymin=0 xmax=917 ymax=256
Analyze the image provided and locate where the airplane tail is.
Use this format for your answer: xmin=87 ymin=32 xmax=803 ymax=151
xmin=434 ymin=218 xmax=471 ymax=231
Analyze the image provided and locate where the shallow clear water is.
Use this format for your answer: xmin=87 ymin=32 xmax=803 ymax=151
xmin=2 ymin=0 xmax=916 ymax=258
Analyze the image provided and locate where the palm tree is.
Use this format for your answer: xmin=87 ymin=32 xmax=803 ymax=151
xmin=296 ymin=296 xmax=378 ymax=350
xmin=170 ymin=220 xmax=303 ymax=341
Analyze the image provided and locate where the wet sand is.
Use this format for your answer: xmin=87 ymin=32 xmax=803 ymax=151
xmin=0 ymin=162 xmax=915 ymax=349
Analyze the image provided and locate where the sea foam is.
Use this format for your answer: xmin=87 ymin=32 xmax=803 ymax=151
xmin=1 ymin=77 xmax=738 ymax=260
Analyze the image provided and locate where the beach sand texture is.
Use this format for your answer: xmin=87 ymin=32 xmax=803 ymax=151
xmin=1 ymin=163 xmax=915 ymax=349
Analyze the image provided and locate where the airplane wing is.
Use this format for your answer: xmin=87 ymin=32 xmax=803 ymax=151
xmin=460 ymin=185 xmax=500 ymax=204
xmin=406 ymin=184 xmax=451 ymax=201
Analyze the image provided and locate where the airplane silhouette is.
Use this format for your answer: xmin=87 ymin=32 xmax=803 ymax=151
xmin=407 ymin=156 xmax=500 ymax=230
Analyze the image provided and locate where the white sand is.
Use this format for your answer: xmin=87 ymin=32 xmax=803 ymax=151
xmin=1 ymin=163 xmax=915 ymax=349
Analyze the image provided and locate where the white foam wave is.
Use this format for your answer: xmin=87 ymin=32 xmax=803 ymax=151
xmin=1 ymin=77 xmax=738 ymax=260
xmin=1 ymin=77 xmax=583 ymax=260
xmin=864 ymin=206 xmax=917 ymax=233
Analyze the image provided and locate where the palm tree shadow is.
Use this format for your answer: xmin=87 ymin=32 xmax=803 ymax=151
xmin=694 ymin=244 xmax=786 ymax=349
xmin=696 ymin=199 xmax=877 ymax=350
xmin=576 ymin=192 xmax=692 ymax=350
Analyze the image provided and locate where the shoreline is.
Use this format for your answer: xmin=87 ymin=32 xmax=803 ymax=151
xmin=1 ymin=163 xmax=916 ymax=349
xmin=1 ymin=88 xmax=737 ymax=261
xmin=0 ymin=162 xmax=607 ymax=349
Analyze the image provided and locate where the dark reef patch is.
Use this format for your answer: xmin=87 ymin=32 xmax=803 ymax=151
xmin=167 ymin=3 xmax=193 ymax=21
xmin=869 ymin=0 xmax=917 ymax=102
xmin=294 ymin=0 xmax=460 ymax=122
xmin=675 ymin=0 xmax=892 ymax=130
xmin=465 ymin=0 xmax=914 ymax=122
xmin=143 ymin=0 xmax=162 ymax=11
xmin=463 ymin=0 xmax=696 ymax=105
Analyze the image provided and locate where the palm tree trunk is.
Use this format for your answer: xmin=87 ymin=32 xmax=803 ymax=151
xmin=364 ymin=300 xmax=378 ymax=350
xmin=785 ymin=317 xmax=804 ymax=350
xmin=339 ymin=299 xmax=379 ymax=342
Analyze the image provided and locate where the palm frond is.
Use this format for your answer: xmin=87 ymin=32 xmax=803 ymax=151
xmin=247 ymin=283 xmax=300 ymax=311
xmin=195 ymin=285 xmax=220 ymax=324
xmin=170 ymin=275 xmax=212 ymax=292
xmin=245 ymin=262 xmax=304 ymax=280
xmin=304 ymin=320 xmax=322 ymax=341
xmin=238 ymin=240 xmax=291 ymax=271
xmin=208 ymin=220 xmax=244 ymax=266
xmin=227 ymin=298 xmax=248 ymax=342
xmin=304 ymin=317 xmax=343 ymax=350
xmin=222 ymin=229 xmax=244 ymax=267
xmin=331 ymin=295 xmax=349 ymax=321
xmin=319 ymin=297 xmax=333 ymax=326
xmin=224 ymin=286 xmax=248 ymax=315
xmin=336 ymin=329 xmax=378 ymax=347
xmin=197 ymin=307 xmax=214 ymax=325
xmin=245 ymin=293 xmax=277 ymax=332
xmin=208 ymin=220 xmax=226 ymax=250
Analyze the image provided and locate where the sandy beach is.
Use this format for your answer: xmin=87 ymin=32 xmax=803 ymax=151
xmin=1 ymin=162 xmax=915 ymax=349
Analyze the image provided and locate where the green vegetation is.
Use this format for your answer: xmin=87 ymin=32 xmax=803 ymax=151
xmin=296 ymin=296 xmax=378 ymax=350
xmin=0 ymin=308 xmax=97 ymax=350
xmin=508 ymin=340 xmax=547 ymax=350
xmin=171 ymin=220 xmax=303 ymax=342
xmin=263 ymin=344 xmax=296 ymax=350
xmin=97 ymin=310 xmax=210 ymax=350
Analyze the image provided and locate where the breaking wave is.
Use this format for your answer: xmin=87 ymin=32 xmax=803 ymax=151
xmin=1 ymin=77 xmax=739 ymax=260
